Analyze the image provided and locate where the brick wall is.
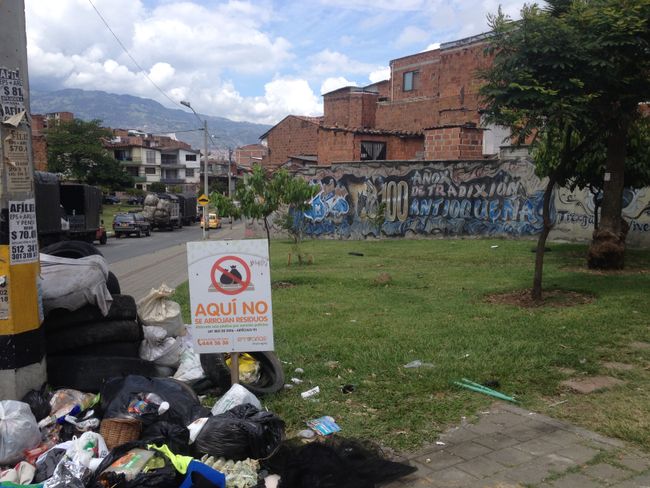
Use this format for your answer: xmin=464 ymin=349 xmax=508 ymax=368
xmin=376 ymin=97 xmax=439 ymax=132
xmin=318 ymin=129 xmax=355 ymax=164
xmin=424 ymin=126 xmax=483 ymax=160
xmin=391 ymin=50 xmax=440 ymax=101
xmin=32 ymin=135 xmax=48 ymax=171
xmin=235 ymin=144 xmax=267 ymax=167
xmin=263 ymin=116 xmax=319 ymax=166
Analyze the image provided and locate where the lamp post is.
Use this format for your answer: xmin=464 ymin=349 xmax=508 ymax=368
xmin=180 ymin=100 xmax=209 ymax=240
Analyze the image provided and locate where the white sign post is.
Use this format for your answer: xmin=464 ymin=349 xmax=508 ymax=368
xmin=187 ymin=239 xmax=274 ymax=383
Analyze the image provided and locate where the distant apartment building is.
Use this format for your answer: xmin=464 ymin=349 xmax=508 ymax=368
xmin=31 ymin=111 xmax=75 ymax=171
xmin=261 ymin=33 xmax=504 ymax=167
xmin=105 ymin=129 xmax=201 ymax=192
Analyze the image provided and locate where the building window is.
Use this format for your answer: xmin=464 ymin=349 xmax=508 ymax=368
xmin=126 ymin=166 xmax=139 ymax=177
xmin=186 ymin=168 xmax=195 ymax=177
xmin=185 ymin=154 xmax=197 ymax=161
xmin=360 ymin=141 xmax=386 ymax=161
xmin=145 ymin=167 xmax=156 ymax=175
xmin=403 ymin=71 xmax=419 ymax=92
xmin=146 ymin=150 xmax=156 ymax=164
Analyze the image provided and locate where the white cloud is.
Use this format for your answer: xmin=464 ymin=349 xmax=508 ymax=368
xmin=320 ymin=0 xmax=427 ymax=11
xmin=308 ymin=49 xmax=383 ymax=78
xmin=320 ymin=77 xmax=358 ymax=95
xmin=423 ymin=42 xmax=441 ymax=52
xmin=368 ymin=67 xmax=390 ymax=83
xmin=395 ymin=26 xmax=430 ymax=48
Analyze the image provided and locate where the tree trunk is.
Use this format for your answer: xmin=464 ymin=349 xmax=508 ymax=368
xmin=587 ymin=123 xmax=628 ymax=269
xmin=532 ymin=174 xmax=557 ymax=301
xmin=263 ymin=216 xmax=271 ymax=251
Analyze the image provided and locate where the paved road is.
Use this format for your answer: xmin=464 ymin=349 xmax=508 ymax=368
xmin=108 ymin=221 xmax=245 ymax=300
xmin=101 ymin=223 xmax=231 ymax=264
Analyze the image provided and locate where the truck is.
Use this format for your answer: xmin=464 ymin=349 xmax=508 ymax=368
xmin=34 ymin=171 xmax=107 ymax=247
xmin=143 ymin=193 xmax=180 ymax=230
xmin=177 ymin=193 xmax=197 ymax=226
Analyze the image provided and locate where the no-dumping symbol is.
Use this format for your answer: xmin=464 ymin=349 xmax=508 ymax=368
xmin=210 ymin=256 xmax=252 ymax=295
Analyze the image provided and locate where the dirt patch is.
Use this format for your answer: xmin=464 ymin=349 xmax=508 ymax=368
xmin=272 ymin=281 xmax=296 ymax=289
xmin=561 ymin=376 xmax=626 ymax=394
xmin=373 ymin=272 xmax=392 ymax=286
xmin=485 ymin=289 xmax=595 ymax=308
xmin=562 ymin=266 xmax=650 ymax=276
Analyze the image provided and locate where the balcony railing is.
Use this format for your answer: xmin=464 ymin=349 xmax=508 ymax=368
xmin=160 ymin=178 xmax=186 ymax=185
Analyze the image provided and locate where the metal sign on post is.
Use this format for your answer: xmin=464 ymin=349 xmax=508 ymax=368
xmin=187 ymin=239 xmax=274 ymax=384
xmin=198 ymin=194 xmax=209 ymax=206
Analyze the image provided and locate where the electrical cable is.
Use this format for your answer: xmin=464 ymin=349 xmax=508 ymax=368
xmin=86 ymin=0 xmax=182 ymax=109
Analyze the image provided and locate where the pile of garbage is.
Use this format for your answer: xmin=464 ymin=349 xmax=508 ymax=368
xmin=0 ymin=242 xmax=419 ymax=487
xmin=143 ymin=194 xmax=173 ymax=227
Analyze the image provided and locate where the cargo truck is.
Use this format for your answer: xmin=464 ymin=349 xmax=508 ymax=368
xmin=177 ymin=193 xmax=197 ymax=226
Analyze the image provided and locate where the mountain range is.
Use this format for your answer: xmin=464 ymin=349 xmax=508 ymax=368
xmin=29 ymin=88 xmax=271 ymax=152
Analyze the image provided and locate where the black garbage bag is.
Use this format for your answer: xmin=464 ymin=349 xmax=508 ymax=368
xmin=21 ymin=383 xmax=51 ymax=421
xmin=34 ymin=447 xmax=66 ymax=483
xmin=141 ymin=421 xmax=190 ymax=455
xmin=88 ymin=440 xmax=180 ymax=488
xmin=193 ymin=403 xmax=285 ymax=461
xmin=264 ymin=437 xmax=417 ymax=488
xmin=101 ymin=375 xmax=209 ymax=427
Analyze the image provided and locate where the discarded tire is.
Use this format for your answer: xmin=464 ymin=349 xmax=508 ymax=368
xmin=43 ymin=294 xmax=137 ymax=330
xmin=46 ymin=319 xmax=143 ymax=354
xmin=106 ymin=271 xmax=121 ymax=295
xmin=72 ymin=341 xmax=141 ymax=358
xmin=47 ymin=356 xmax=174 ymax=391
xmin=41 ymin=240 xmax=103 ymax=258
xmin=200 ymin=351 xmax=285 ymax=396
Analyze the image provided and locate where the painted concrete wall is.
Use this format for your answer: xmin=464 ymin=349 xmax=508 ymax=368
xmin=279 ymin=157 xmax=650 ymax=247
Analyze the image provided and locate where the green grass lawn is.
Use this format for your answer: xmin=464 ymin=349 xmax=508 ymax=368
xmin=175 ymin=239 xmax=650 ymax=451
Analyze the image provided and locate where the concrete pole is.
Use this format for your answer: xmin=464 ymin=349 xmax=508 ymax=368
xmin=0 ymin=0 xmax=46 ymax=399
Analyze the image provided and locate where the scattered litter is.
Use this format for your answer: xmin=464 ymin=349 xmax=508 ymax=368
xmin=324 ymin=312 xmax=331 ymax=316
xmin=291 ymin=377 xmax=304 ymax=385
xmin=211 ymin=383 xmax=262 ymax=416
xmin=549 ymin=399 xmax=568 ymax=407
xmin=201 ymin=455 xmax=260 ymax=488
xmin=425 ymin=458 xmax=431 ymax=463
xmin=490 ymin=245 xmax=499 ymax=249
xmin=579 ymin=358 xmax=587 ymax=364
xmin=350 ymin=319 xmax=357 ymax=323
xmin=460 ymin=353 xmax=470 ymax=359
xmin=454 ymin=378 xmax=517 ymax=403
xmin=435 ymin=441 xmax=446 ymax=446
xmin=298 ymin=429 xmax=316 ymax=439
xmin=403 ymin=360 xmax=435 ymax=369
xmin=301 ymin=386 xmax=320 ymax=399
xmin=348 ymin=252 xmax=364 ymax=256
xmin=306 ymin=416 xmax=341 ymax=436
xmin=283 ymin=384 xmax=294 ymax=390
xmin=294 ymin=367 xmax=305 ymax=374
xmin=341 ymin=384 xmax=355 ymax=394
xmin=325 ymin=360 xmax=340 ymax=369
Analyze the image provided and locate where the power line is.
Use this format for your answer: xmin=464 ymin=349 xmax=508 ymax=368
xmin=86 ymin=0 xmax=182 ymax=109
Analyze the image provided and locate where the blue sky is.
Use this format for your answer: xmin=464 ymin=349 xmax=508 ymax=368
xmin=25 ymin=0 xmax=527 ymax=124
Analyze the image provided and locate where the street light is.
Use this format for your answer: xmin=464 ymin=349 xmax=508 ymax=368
xmin=180 ymin=100 xmax=209 ymax=240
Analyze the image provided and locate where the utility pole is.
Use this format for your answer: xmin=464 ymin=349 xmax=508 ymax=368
xmin=203 ymin=118 xmax=209 ymax=240
xmin=0 ymin=0 xmax=46 ymax=399
xmin=228 ymin=148 xmax=233 ymax=229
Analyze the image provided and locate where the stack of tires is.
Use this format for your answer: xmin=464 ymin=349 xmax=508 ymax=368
xmin=41 ymin=241 xmax=173 ymax=392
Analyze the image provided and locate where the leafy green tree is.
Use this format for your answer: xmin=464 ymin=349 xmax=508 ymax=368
xmin=46 ymin=119 xmax=133 ymax=190
xmin=480 ymin=0 xmax=650 ymax=271
xmin=235 ymin=165 xmax=318 ymax=249
xmin=210 ymin=191 xmax=241 ymax=222
xmin=148 ymin=182 xmax=167 ymax=193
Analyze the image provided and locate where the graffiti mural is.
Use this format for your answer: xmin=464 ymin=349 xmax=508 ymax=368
xmin=293 ymin=160 xmax=552 ymax=239
xmin=256 ymin=159 xmax=650 ymax=246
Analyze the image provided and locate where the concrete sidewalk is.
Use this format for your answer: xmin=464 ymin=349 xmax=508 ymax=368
xmin=110 ymin=222 xmax=245 ymax=300
xmin=386 ymin=403 xmax=650 ymax=488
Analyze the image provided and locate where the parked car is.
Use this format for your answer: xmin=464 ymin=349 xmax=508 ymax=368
xmin=127 ymin=195 xmax=144 ymax=205
xmin=200 ymin=213 xmax=221 ymax=229
xmin=113 ymin=212 xmax=151 ymax=238
xmin=103 ymin=195 xmax=120 ymax=205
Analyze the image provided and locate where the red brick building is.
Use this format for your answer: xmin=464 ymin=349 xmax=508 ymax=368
xmin=262 ymin=33 xmax=500 ymax=167
xmin=259 ymin=115 xmax=322 ymax=167
xmin=31 ymin=111 xmax=75 ymax=171
xmin=234 ymin=143 xmax=267 ymax=168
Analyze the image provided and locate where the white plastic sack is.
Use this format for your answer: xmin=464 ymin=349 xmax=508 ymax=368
xmin=173 ymin=344 xmax=205 ymax=383
xmin=39 ymin=254 xmax=112 ymax=315
xmin=65 ymin=432 xmax=109 ymax=472
xmin=144 ymin=194 xmax=159 ymax=206
xmin=0 ymin=400 xmax=42 ymax=465
xmin=210 ymin=384 xmax=261 ymax=416
xmin=139 ymin=326 xmax=183 ymax=368
xmin=137 ymin=284 xmax=183 ymax=336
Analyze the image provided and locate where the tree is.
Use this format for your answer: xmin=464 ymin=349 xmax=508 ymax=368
xmin=480 ymin=0 xmax=650 ymax=271
xmin=235 ymin=165 xmax=317 ymax=249
xmin=46 ymin=119 xmax=133 ymax=190
xmin=148 ymin=182 xmax=167 ymax=193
